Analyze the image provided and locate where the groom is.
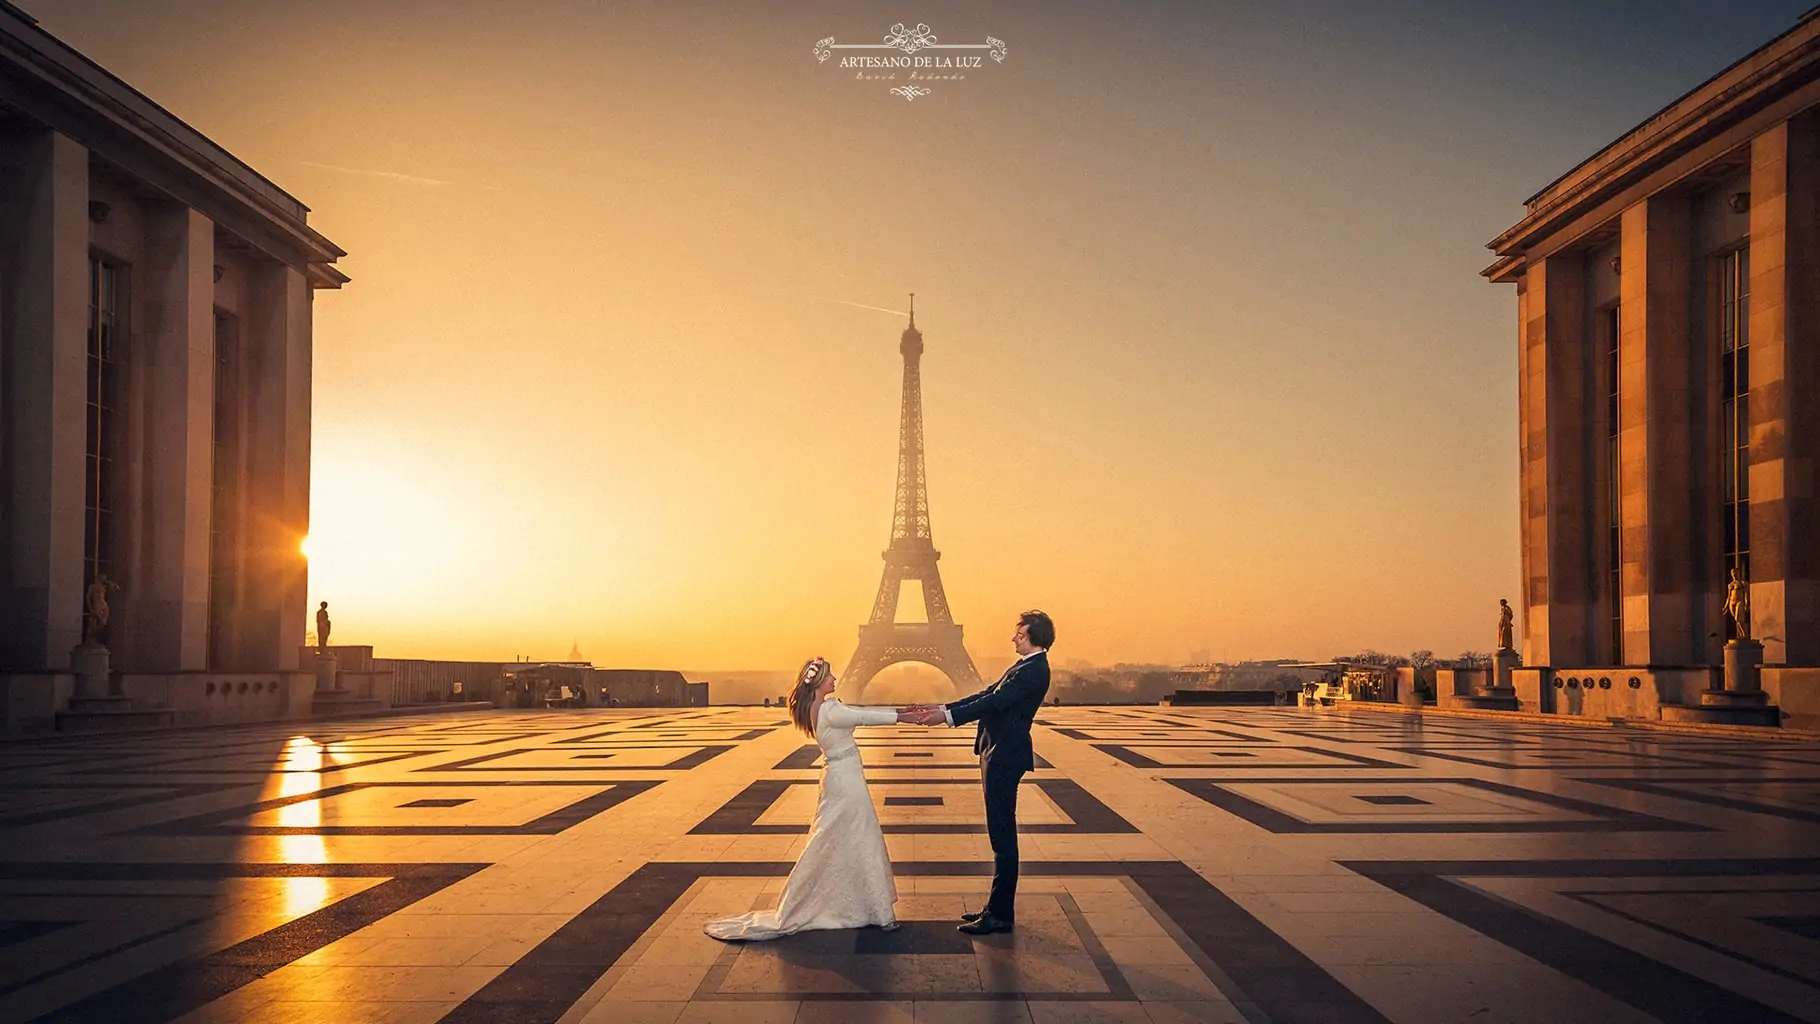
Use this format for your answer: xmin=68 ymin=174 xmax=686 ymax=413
xmin=908 ymin=609 xmax=1053 ymax=935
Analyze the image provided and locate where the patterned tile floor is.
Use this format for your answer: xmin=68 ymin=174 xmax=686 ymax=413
xmin=2 ymin=705 xmax=1817 ymax=1023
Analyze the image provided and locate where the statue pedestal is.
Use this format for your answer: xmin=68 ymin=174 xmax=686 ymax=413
xmin=313 ymin=653 xmax=341 ymax=694
xmin=1457 ymin=648 xmax=1521 ymax=711
xmin=1660 ymin=639 xmax=1780 ymax=727
xmin=1493 ymin=649 xmax=1518 ymax=691
xmin=70 ymin=643 xmax=111 ymax=699
xmin=1722 ymin=639 xmax=1763 ymax=694
xmin=310 ymin=651 xmax=385 ymax=718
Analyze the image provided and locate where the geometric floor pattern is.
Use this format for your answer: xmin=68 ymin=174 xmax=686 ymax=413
xmin=1 ymin=705 xmax=1816 ymax=1023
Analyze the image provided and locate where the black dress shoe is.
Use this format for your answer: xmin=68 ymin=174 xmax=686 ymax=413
xmin=958 ymin=913 xmax=1014 ymax=935
xmin=959 ymin=910 xmax=985 ymax=922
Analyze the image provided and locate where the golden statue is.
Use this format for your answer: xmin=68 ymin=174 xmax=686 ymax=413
xmin=83 ymin=574 xmax=120 ymax=645
xmin=1724 ymin=568 xmax=1751 ymax=641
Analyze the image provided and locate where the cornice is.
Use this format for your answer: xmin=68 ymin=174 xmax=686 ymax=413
xmin=0 ymin=6 xmax=346 ymax=285
xmin=1486 ymin=14 xmax=1820 ymax=264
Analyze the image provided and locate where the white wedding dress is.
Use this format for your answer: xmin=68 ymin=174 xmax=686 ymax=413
xmin=705 ymin=698 xmax=899 ymax=940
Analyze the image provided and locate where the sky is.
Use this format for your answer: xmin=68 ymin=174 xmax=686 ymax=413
xmin=25 ymin=0 xmax=1819 ymax=672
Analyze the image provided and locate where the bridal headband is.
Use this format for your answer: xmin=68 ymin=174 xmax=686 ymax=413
xmin=800 ymin=658 xmax=829 ymax=686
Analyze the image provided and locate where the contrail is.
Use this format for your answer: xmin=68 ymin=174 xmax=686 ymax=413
xmin=819 ymin=297 xmax=907 ymax=317
xmin=299 ymin=161 xmax=454 ymax=187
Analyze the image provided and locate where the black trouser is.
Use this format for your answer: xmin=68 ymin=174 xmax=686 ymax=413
xmin=982 ymin=762 xmax=1025 ymax=920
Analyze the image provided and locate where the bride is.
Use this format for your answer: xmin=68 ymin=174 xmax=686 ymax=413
xmin=705 ymin=657 xmax=916 ymax=941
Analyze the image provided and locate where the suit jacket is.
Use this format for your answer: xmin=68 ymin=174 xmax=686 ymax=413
xmin=946 ymin=651 xmax=1050 ymax=773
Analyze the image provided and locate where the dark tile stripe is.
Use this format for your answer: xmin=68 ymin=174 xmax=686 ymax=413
xmin=1095 ymin=744 xmax=1410 ymax=769
xmin=1032 ymin=778 xmax=1139 ymax=833
xmin=1339 ymin=857 xmax=1820 ymax=878
xmin=665 ymin=746 xmax=733 ymax=770
xmin=689 ymin=780 xmax=794 ymax=834
xmin=1346 ymin=862 xmax=1808 ymax=1024
xmin=1169 ymin=777 xmax=1706 ymax=833
xmin=133 ymin=780 xmax=659 ymax=835
xmin=1577 ymin=776 xmax=1820 ymax=824
xmin=1051 ymin=892 xmax=1136 ymax=1000
xmin=0 ymin=919 xmax=208 ymax=999
xmin=438 ymin=862 xmax=699 ymax=1024
xmin=64 ymin=750 xmax=434 ymax=776
xmin=552 ymin=727 xmax=772 ymax=745
xmin=1392 ymin=747 xmax=1726 ymax=770
xmin=440 ymin=860 xmax=1356 ymax=1023
xmin=421 ymin=746 xmax=729 ymax=772
xmin=1560 ymin=892 xmax=1820 ymax=989
xmin=0 ymin=920 xmax=75 ymax=947
xmin=0 ymin=783 xmax=247 ymax=829
xmin=1055 ymin=727 xmax=1270 ymax=744
xmin=1129 ymin=862 xmax=1389 ymax=1024
xmin=775 ymin=745 xmax=821 ymax=769
xmin=0 ymin=861 xmax=492 ymax=881
xmin=688 ymin=779 xmax=1134 ymax=835
xmin=21 ymin=862 xmax=484 ymax=1024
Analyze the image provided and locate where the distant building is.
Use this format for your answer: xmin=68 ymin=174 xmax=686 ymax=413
xmin=0 ymin=4 xmax=345 ymax=727
xmin=498 ymin=664 xmax=698 ymax=709
xmin=1484 ymin=9 xmax=1819 ymax=718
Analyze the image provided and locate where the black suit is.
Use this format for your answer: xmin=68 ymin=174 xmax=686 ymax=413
xmin=945 ymin=649 xmax=1050 ymax=921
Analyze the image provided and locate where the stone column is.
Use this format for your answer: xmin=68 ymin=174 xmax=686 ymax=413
xmin=136 ymin=205 xmax=215 ymax=671
xmin=1520 ymin=254 xmax=1594 ymax=667
xmin=1748 ymin=115 xmax=1820 ymax=667
xmin=0 ymin=129 xmax=89 ymax=671
xmin=1617 ymin=193 xmax=1698 ymax=665
xmin=240 ymin=263 xmax=310 ymax=672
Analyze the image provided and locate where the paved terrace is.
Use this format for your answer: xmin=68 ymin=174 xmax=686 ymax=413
xmin=0 ymin=706 xmax=1816 ymax=1023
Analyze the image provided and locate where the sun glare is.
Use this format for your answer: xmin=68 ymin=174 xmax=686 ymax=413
xmin=299 ymin=535 xmax=312 ymax=560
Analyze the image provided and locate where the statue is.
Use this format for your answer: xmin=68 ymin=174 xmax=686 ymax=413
xmin=315 ymin=601 xmax=332 ymax=653
xmin=1497 ymin=598 xmax=1514 ymax=652
xmin=83 ymin=574 xmax=120 ymax=645
xmin=1724 ymin=568 xmax=1751 ymax=640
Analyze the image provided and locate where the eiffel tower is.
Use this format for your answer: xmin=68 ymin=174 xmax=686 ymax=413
xmin=841 ymin=297 xmax=983 ymax=702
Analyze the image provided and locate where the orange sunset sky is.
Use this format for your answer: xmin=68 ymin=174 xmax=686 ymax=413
xmin=29 ymin=0 xmax=1816 ymax=671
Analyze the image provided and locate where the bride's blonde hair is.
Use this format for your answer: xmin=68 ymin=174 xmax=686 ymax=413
xmin=789 ymin=657 xmax=831 ymax=738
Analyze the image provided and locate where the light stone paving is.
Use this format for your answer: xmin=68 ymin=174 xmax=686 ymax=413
xmin=0 ymin=706 xmax=1816 ymax=1023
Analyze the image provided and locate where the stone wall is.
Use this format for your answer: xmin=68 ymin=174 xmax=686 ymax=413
xmin=1761 ymin=667 xmax=1820 ymax=730
xmin=0 ymin=672 xmax=75 ymax=733
xmin=115 ymin=671 xmax=315 ymax=727
xmin=1520 ymin=666 xmax=1719 ymax=719
xmin=1435 ymin=668 xmax=1489 ymax=709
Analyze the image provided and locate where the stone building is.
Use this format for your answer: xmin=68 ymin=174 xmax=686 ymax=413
xmin=0 ymin=2 xmax=346 ymax=726
xmin=1484 ymin=8 xmax=1819 ymax=723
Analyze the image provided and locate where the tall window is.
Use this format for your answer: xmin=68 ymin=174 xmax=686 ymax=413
xmin=84 ymin=258 xmax=119 ymax=592
xmin=1719 ymin=247 xmax=1750 ymax=589
xmin=208 ymin=311 xmax=240 ymax=669
xmin=1604 ymin=305 xmax=1622 ymax=664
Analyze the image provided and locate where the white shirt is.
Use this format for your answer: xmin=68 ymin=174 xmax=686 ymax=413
xmin=942 ymin=647 xmax=1046 ymax=726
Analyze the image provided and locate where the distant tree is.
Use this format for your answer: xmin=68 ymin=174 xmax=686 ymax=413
xmin=1336 ymin=649 xmax=1412 ymax=668
xmin=1409 ymin=650 xmax=1436 ymax=671
xmin=1451 ymin=651 xmax=1493 ymax=668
